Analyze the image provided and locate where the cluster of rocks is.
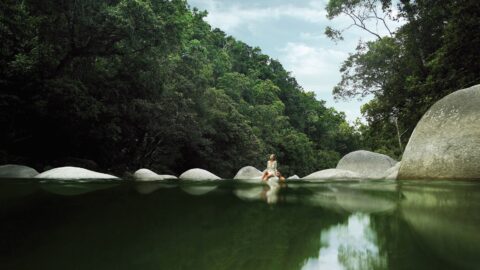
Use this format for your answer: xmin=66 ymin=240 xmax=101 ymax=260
xmin=1 ymin=84 xmax=479 ymax=181
xmin=0 ymin=153 xmax=400 ymax=182
xmin=301 ymin=150 xmax=399 ymax=181
xmin=299 ymin=83 xmax=480 ymax=181
xmin=232 ymin=150 xmax=400 ymax=182
xmin=0 ymin=165 xmax=120 ymax=180
xmin=0 ymin=165 xmax=225 ymax=182
xmin=133 ymin=169 xmax=177 ymax=181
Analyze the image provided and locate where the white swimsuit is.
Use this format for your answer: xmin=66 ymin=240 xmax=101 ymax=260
xmin=266 ymin=160 xmax=277 ymax=175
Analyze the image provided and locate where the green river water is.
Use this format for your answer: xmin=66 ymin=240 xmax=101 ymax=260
xmin=1 ymin=179 xmax=479 ymax=270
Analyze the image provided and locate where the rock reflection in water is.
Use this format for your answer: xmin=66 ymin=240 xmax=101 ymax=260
xmin=302 ymin=214 xmax=386 ymax=270
xmin=305 ymin=184 xmax=398 ymax=214
xmin=234 ymin=179 xmax=285 ymax=204
xmin=180 ymin=182 xmax=218 ymax=195
xmin=264 ymin=180 xmax=281 ymax=204
xmin=134 ymin=182 xmax=177 ymax=194
xmin=400 ymin=182 xmax=480 ymax=269
xmin=233 ymin=185 xmax=264 ymax=201
xmin=40 ymin=182 xmax=119 ymax=196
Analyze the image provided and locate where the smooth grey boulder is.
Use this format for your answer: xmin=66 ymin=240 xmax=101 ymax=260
xmin=234 ymin=166 xmax=263 ymax=180
xmin=399 ymin=84 xmax=480 ymax=180
xmin=237 ymin=177 xmax=262 ymax=183
xmin=179 ymin=168 xmax=221 ymax=181
xmin=302 ymin=169 xmax=362 ymax=181
xmin=287 ymin=175 xmax=300 ymax=180
xmin=133 ymin=169 xmax=177 ymax=181
xmin=336 ymin=150 xmax=397 ymax=179
xmin=0 ymin=164 xmax=39 ymax=178
xmin=384 ymin=162 xmax=400 ymax=180
xmin=35 ymin=166 xmax=118 ymax=180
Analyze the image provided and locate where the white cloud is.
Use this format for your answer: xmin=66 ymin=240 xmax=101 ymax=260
xmin=278 ymin=42 xmax=347 ymax=92
xmin=277 ymin=42 xmax=369 ymax=122
xmin=302 ymin=214 xmax=386 ymax=270
xmin=190 ymin=0 xmax=328 ymax=32
xmin=299 ymin=32 xmax=325 ymax=41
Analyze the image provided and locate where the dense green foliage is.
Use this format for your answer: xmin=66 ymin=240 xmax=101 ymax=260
xmin=326 ymin=0 xmax=480 ymax=158
xmin=0 ymin=0 xmax=360 ymax=177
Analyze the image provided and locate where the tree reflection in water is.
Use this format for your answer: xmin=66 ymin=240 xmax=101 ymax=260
xmin=302 ymin=213 xmax=387 ymax=270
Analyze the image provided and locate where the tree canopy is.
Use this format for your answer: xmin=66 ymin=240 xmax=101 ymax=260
xmin=326 ymin=0 xmax=480 ymax=158
xmin=0 ymin=0 xmax=361 ymax=177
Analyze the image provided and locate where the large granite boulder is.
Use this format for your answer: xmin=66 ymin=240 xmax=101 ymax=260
xmin=179 ymin=168 xmax=221 ymax=181
xmin=0 ymin=164 xmax=39 ymax=178
xmin=133 ymin=169 xmax=177 ymax=181
xmin=302 ymin=169 xmax=362 ymax=181
xmin=233 ymin=166 xmax=263 ymax=180
xmin=35 ymin=166 xmax=118 ymax=180
xmin=399 ymin=84 xmax=480 ymax=180
xmin=336 ymin=150 xmax=397 ymax=179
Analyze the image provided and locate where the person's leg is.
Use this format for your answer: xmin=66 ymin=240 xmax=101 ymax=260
xmin=262 ymin=171 xmax=268 ymax=181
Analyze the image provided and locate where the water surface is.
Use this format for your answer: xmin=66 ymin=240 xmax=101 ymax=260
xmin=1 ymin=179 xmax=479 ymax=270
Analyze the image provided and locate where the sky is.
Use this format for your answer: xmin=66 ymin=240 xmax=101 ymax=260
xmin=187 ymin=0 xmax=403 ymax=122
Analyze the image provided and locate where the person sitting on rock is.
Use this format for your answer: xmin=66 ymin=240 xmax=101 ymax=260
xmin=261 ymin=154 xmax=285 ymax=181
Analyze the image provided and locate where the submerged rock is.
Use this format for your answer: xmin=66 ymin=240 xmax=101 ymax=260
xmin=179 ymin=168 xmax=221 ymax=181
xmin=399 ymin=84 xmax=480 ymax=180
xmin=0 ymin=164 xmax=39 ymax=178
xmin=233 ymin=166 xmax=263 ymax=180
xmin=133 ymin=168 xmax=177 ymax=181
xmin=336 ymin=150 xmax=397 ymax=179
xmin=35 ymin=166 xmax=118 ymax=180
xmin=302 ymin=169 xmax=362 ymax=181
